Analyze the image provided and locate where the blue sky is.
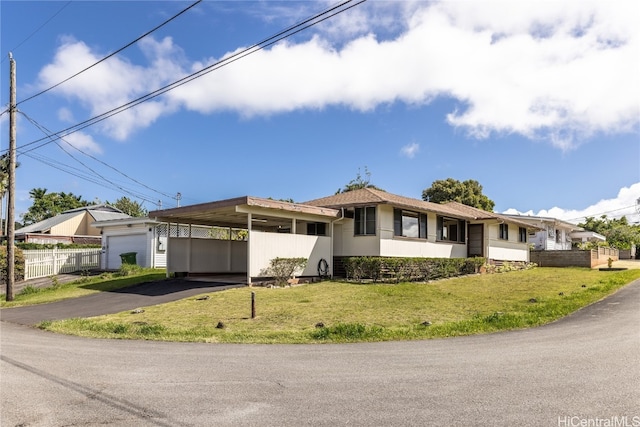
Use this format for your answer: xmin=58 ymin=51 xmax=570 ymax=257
xmin=1 ymin=0 xmax=639 ymax=224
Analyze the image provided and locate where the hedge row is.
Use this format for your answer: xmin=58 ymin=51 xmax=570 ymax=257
xmin=342 ymin=256 xmax=486 ymax=283
xmin=0 ymin=246 xmax=25 ymax=285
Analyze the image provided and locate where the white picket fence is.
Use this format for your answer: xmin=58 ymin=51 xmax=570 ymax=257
xmin=23 ymin=248 xmax=102 ymax=281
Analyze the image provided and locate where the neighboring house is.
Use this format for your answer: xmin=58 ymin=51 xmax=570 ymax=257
xmin=148 ymin=189 xmax=540 ymax=284
xmin=14 ymin=204 xmax=129 ymax=245
xmin=503 ymin=214 xmax=606 ymax=250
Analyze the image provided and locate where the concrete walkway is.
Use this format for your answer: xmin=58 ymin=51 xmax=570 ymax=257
xmin=594 ymin=259 xmax=640 ymax=269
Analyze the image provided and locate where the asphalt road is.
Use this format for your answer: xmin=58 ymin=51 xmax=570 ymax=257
xmin=1 ymin=280 xmax=639 ymax=427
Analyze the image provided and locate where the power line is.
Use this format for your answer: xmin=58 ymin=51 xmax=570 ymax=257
xmin=565 ymin=204 xmax=639 ymax=222
xmin=16 ymin=0 xmax=366 ymax=153
xmin=18 ymin=110 xmax=171 ymax=206
xmin=17 ymin=0 xmax=203 ymax=105
xmin=1 ymin=1 xmax=72 ymax=65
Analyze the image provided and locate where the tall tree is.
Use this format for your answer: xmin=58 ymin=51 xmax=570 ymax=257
xmin=579 ymin=215 xmax=640 ymax=250
xmin=109 ymin=197 xmax=147 ymax=217
xmin=422 ymin=178 xmax=495 ymax=211
xmin=335 ymin=166 xmax=383 ymax=194
xmin=21 ymin=189 xmax=89 ymax=225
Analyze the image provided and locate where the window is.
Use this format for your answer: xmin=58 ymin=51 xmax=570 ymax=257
xmin=307 ymin=222 xmax=327 ymax=236
xmin=519 ymin=227 xmax=527 ymax=243
xmin=437 ymin=216 xmax=466 ymax=243
xmin=394 ymin=209 xmax=427 ymax=239
xmin=555 ymin=230 xmax=561 ymax=244
xmin=499 ymin=223 xmax=509 ymax=240
xmin=354 ymin=206 xmax=376 ymax=235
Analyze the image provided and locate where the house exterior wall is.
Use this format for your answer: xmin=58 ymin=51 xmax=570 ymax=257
xmin=50 ymin=213 xmax=84 ymax=236
xmin=333 ymin=217 xmax=380 ymax=256
xmin=249 ymin=231 xmax=331 ymax=278
xmin=487 ymin=223 xmax=530 ymax=262
xmin=378 ymin=205 xmax=466 ymax=258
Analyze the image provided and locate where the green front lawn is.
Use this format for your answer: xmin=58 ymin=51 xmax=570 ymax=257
xmin=37 ymin=268 xmax=640 ymax=343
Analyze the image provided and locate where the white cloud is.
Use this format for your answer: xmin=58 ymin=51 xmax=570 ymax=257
xmin=62 ymin=132 xmax=103 ymax=155
xmin=504 ymin=182 xmax=640 ymax=224
xmin=35 ymin=1 xmax=639 ymax=146
xmin=57 ymin=107 xmax=74 ymax=123
xmin=36 ymin=36 xmax=182 ymax=140
xmin=400 ymin=141 xmax=420 ymax=158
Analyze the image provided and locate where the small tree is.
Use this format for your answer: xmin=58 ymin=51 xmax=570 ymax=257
xmin=269 ymin=257 xmax=307 ymax=287
xmin=335 ymin=166 xmax=383 ymax=194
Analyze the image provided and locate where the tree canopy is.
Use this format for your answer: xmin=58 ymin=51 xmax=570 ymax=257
xmin=107 ymin=197 xmax=147 ymax=217
xmin=579 ymin=215 xmax=640 ymax=250
xmin=336 ymin=167 xmax=383 ymax=194
xmin=21 ymin=188 xmax=91 ymax=225
xmin=422 ymin=178 xmax=495 ymax=211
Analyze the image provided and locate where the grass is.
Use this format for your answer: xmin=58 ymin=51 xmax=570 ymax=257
xmin=35 ymin=267 xmax=640 ymax=344
xmin=0 ymin=268 xmax=167 ymax=308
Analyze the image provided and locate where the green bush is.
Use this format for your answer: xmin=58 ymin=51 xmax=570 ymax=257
xmin=343 ymin=256 xmax=487 ymax=283
xmin=269 ymin=257 xmax=308 ymax=286
xmin=0 ymin=246 xmax=25 ymax=285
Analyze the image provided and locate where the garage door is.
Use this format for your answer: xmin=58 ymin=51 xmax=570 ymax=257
xmin=106 ymin=234 xmax=147 ymax=269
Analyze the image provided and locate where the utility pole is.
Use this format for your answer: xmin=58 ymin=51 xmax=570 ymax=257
xmin=6 ymin=53 xmax=16 ymax=301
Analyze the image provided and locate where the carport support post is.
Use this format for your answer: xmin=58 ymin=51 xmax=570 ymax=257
xmin=246 ymin=213 xmax=252 ymax=286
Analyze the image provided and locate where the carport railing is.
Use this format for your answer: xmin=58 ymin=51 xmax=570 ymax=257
xmin=23 ymin=248 xmax=102 ymax=281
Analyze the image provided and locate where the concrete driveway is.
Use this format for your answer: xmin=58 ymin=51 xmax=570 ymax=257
xmin=1 ymin=279 xmax=638 ymax=426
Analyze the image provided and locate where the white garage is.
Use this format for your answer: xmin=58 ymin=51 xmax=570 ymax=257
xmin=105 ymin=233 xmax=148 ymax=269
xmin=93 ymin=217 xmax=167 ymax=270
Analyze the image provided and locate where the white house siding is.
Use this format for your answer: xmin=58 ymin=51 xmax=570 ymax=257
xmin=249 ymin=231 xmax=331 ymax=278
xmin=487 ymin=224 xmax=530 ymax=262
xmin=167 ymin=237 xmax=247 ymax=274
xmin=332 ymin=218 xmax=380 ymax=256
xmin=380 ymin=238 xmax=466 ymax=258
xmin=377 ymin=205 xmax=467 ymax=258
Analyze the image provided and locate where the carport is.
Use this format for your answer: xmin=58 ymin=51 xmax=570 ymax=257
xmin=148 ymin=196 xmax=340 ymax=285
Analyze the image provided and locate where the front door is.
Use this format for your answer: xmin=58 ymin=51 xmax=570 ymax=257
xmin=468 ymin=224 xmax=484 ymax=257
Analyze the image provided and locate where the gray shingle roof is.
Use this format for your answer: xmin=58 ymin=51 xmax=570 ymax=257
xmin=304 ymin=188 xmax=477 ymax=219
xmin=16 ymin=204 xmax=130 ymax=234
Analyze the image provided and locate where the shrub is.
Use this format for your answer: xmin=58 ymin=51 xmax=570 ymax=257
xmin=269 ymin=257 xmax=308 ymax=286
xmin=0 ymin=246 xmax=25 ymax=285
xmin=343 ymin=256 xmax=487 ymax=283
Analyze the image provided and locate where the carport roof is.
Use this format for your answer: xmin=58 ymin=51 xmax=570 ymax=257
xmin=148 ymin=196 xmax=340 ymax=228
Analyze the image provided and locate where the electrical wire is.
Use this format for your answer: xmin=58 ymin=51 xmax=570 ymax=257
xmin=17 ymin=0 xmax=203 ymax=105
xmin=1 ymin=1 xmax=72 ymax=65
xmin=565 ymin=204 xmax=639 ymax=222
xmin=18 ymin=110 xmax=171 ymax=206
xmin=17 ymin=0 xmax=366 ymax=152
